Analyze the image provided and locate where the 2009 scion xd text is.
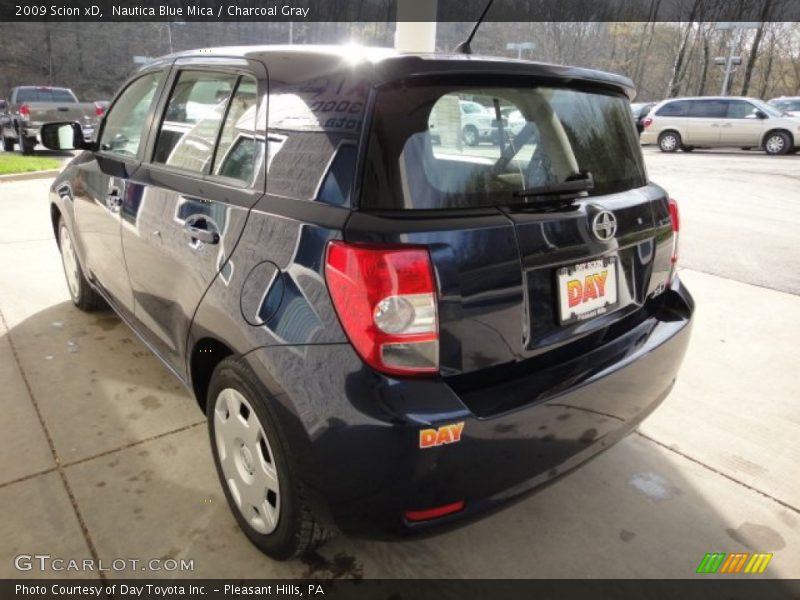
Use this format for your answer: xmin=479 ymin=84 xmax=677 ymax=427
xmin=41 ymin=44 xmax=693 ymax=559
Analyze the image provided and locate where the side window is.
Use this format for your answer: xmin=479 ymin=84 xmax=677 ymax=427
xmin=689 ymin=100 xmax=728 ymax=118
xmin=211 ymin=76 xmax=262 ymax=185
xmin=99 ymin=72 xmax=165 ymax=158
xmin=656 ymin=101 xmax=689 ymax=117
xmin=727 ymin=101 xmax=757 ymax=119
xmin=153 ymin=70 xmax=238 ymax=172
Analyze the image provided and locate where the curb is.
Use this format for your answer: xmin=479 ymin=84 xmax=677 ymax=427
xmin=0 ymin=169 xmax=61 ymax=183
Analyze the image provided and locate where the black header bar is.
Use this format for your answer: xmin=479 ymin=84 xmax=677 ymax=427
xmin=1 ymin=0 xmax=799 ymax=22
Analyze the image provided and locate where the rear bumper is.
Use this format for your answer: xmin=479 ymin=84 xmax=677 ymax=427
xmin=245 ymin=278 xmax=694 ymax=538
xmin=16 ymin=124 xmax=39 ymax=140
xmin=640 ymin=129 xmax=659 ymax=145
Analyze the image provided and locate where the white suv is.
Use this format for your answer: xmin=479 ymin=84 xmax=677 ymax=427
xmin=640 ymin=96 xmax=800 ymax=155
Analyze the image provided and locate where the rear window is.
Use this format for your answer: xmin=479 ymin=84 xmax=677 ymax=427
xmin=361 ymin=83 xmax=646 ymax=210
xmin=770 ymin=98 xmax=800 ymax=112
xmin=15 ymin=88 xmax=76 ymax=103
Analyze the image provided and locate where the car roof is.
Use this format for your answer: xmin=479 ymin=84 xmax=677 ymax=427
xmin=15 ymin=86 xmax=72 ymax=91
xmin=148 ymin=44 xmax=637 ymax=98
xmin=661 ymin=96 xmax=763 ymax=102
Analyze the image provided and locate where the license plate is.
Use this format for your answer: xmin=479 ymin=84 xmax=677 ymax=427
xmin=557 ymin=257 xmax=618 ymax=323
xmin=82 ymin=127 xmax=94 ymax=137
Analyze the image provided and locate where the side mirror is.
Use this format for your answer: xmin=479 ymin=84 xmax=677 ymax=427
xmin=40 ymin=122 xmax=91 ymax=151
xmin=754 ymin=109 xmax=768 ymax=120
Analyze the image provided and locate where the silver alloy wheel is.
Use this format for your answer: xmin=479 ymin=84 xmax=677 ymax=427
xmin=463 ymin=127 xmax=478 ymax=146
xmin=765 ymin=134 xmax=785 ymax=154
xmin=59 ymin=225 xmax=81 ymax=300
xmin=214 ymin=388 xmax=280 ymax=534
xmin=660 ymin=134 xmax=678 ymax=151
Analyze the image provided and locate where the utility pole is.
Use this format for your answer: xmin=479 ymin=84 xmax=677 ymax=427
xmin=166 ymin=22 xmax=174 ymax=53
xmin=720 ymin=28 xmax=741 ymax=96
xmin=715 ymin=22 xmax=760 ymax=96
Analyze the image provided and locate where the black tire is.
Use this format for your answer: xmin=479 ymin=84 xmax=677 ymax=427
xmin=207 ymin=356 xmax=329 ymax=560
xmin=763 ymin=131 xmax=791 ymax=156
xmin=2 ymin=135 xmax=13 ymax=152
xmin=658 ymin=131 xmax=681 ymax=153
xmin=462 ymin=125 xmax=479 ymax=146
xmin=57 ymin=218 xmax=106 ymax=311
xmin=18 ymin=132 xmax=35 ymax=155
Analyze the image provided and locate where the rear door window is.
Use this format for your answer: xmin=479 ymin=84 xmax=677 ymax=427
xmin=153 ymin=70 xmax=238 ymax=172
xmin=362 ymin=83 xmax=646 ymax=210
xmin=211 ymin=76 xmax=261 ymax=185
xmin=688 ymin=100 xmax=728 ymax=118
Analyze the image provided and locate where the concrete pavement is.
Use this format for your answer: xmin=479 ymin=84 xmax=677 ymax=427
xmin=642 ymin=147 xmax=800 ymax=295
xmin=0 ymin=163 xmax=798 ymax=579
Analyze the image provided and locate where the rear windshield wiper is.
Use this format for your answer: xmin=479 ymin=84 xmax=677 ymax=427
xmin=512 ymin=172 xmax=594 ymax=200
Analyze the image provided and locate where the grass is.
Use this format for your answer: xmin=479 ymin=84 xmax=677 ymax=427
xmin=0 ymin=153 xmax=61 ymax=175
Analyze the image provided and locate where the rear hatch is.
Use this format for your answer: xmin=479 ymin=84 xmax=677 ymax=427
xmin=346 ymin=72 xmax=675 ymax=390
xmin=22 ymin=102 xmax=85 ymax=123
xmin=15 ymin=88 xmax=94 ymax=126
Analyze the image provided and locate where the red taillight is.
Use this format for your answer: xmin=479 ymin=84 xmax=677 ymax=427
xmin=94 ymin=102 xmax=105 ymax=117
xmin=19 ymin=103 xmax=30 ymax=118
xmin=325 ymin=241 xmax=439 ymax=376
xmin=668 ymin=198 xmax=680 ymax=283
xmin=643 ymin=117 xmax=653 ymax=129
xmin=404 ymin=501 xmax=465 ymax=523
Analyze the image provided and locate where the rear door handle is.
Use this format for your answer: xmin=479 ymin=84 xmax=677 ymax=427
xmin=183 ymin=214 xmax=219 ymax=245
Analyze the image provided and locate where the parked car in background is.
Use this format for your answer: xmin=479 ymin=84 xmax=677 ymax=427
xmin=641 ymin=96 xmax=800 ymax=155
xmin=40 ymin=45 xmax=692 ymax=560
xmin=429 ymin=99 xmax=498 ymax=146
xmin=505 ymin=109 xmax=527 ymax=136
xmin=768 ymin=96 xmax=800 ymax=118
xmin=0 ymin=98 xmax=9 ymax=140
xmin=1 ymin=86 xmax=102 ymax=154
xmin=457 ymin=100 xmax=497 ymax=145
xmin=631 ymin=101 xmax=656 ymax=134
xmin=430 ymin=100 xmax=525 ymax=146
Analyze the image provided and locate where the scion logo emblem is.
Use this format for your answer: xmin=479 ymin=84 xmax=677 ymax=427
xmin=592 ymin=210 xmax=618 ymax=242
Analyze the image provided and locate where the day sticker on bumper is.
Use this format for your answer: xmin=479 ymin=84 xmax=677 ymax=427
xmin=419 ymin=422 xmax=464 ymax=448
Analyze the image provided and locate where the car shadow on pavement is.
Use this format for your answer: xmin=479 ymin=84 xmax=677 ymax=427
xmin=1 ymin=301 xmax=797 ymax=581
